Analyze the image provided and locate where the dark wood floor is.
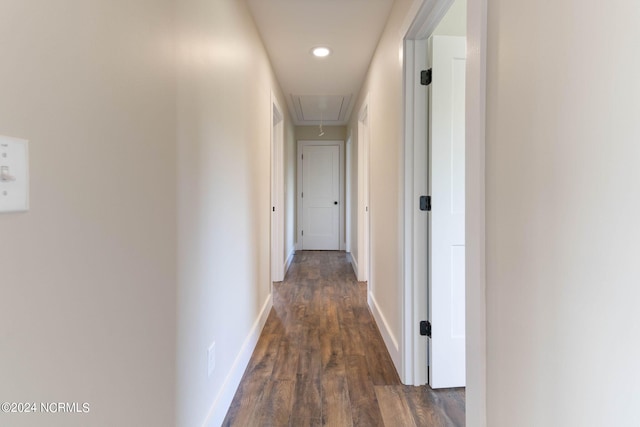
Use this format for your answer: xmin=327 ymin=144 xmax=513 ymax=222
xmin=223 ymin=251 xmax=465 ymax=426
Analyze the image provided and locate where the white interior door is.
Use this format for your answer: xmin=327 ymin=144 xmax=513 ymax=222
xmin=302 ymin=144 xmax=340 ymax=250
xmin=429 ymin=35 xmax=466 ymax=389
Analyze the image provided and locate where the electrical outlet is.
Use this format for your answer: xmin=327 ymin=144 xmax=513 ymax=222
xmin=208 ymin=342 xmax=216 ymax=378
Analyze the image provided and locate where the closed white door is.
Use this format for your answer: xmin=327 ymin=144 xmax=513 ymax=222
xmin=302 ymin=144 xmax=340 ymax=250
xmin=429 ymin=35 xmax=466 ymax=389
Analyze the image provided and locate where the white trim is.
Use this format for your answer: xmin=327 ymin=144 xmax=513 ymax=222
xmin=350 ymin=252 xmax=359 ymax=278
xmin=369 ymin=292 xmax=401 ymax=369
xmin=357 ymin=96 xmax=370 ymax=283
xmin=296 ymin=140 xmax=346 ymax=251
xmin=465 ymin=0 xmax=487 ymax=424
xmin=271 ymin=92 xmax=285 ymax=282
xmin=406 ymin=0 xmax=455 ymax=40
xmin=345 ymin=134 xmax=352 ymax=253
xmin=202 ymin=295 xmax=273 ymax=427
xmin=402 ymin=39 xmax=416 ymax=385
xmin=284 ymin=248 xmax=295 ymax=276
xmin=402 ymin=37 xmax=430 ymax=386
xmin=399 ymin=0 xmax=428 ymax=38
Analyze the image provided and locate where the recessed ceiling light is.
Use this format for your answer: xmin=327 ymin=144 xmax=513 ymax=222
xmin=311 ymin=47 xmax=331 ymax=58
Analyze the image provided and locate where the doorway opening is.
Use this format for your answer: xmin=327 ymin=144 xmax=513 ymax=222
xmin=401 ymin=0 xmax=486 ymax=422
xmin=296 ymin=140 xmax=345 ymax=251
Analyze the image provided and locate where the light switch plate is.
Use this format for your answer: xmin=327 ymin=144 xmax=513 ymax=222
xmin=0 ymin=135 xmax=29 ymax=213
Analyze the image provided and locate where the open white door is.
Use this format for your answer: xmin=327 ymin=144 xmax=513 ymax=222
xmin=301 ymin=144 xmax=340 ymax=250
xmin=429 ymin=35 xmax=466 ymax=389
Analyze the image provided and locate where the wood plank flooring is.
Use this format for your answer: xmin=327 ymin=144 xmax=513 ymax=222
xmin=223 ymin=251 xmax=465 ymax=427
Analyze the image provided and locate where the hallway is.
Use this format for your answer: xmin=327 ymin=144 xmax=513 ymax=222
xmin=222 ymin=251 xmax=465 ymax=426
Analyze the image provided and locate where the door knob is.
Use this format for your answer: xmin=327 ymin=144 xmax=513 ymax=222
xmin=334 ymin=201 xmax=338 ymax=205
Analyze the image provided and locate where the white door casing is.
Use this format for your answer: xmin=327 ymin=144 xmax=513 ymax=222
xmin=403 ymin=37 xmax=430 ymax=385
xmin=429 ymin=35 xmax=466 ymax=389
xmin=271 ymin=94 xmax=285 ymax=282
xmin=346 ymin=135 xmax=352 ymax=253
xmin=297 ymin=141 xmax=344 ymax=250
xmin=357 ymin=99 xmax=370 ymax=282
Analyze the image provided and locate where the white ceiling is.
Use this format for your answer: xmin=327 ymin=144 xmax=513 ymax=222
xmin=247 ymin=0 xmax=395 ymax=126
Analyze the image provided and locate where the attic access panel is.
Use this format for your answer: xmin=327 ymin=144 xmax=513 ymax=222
xmin=292 ymin=94 xmax=352 ymax=123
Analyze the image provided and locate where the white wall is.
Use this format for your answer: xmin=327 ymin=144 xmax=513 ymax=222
xmin=295 ymin=126 xmax=347 ymax=142
xmin=348 ymin=0 xmax=415 ymax=370
xmin=485 ymin=0 xmax=640 ymax=425
xmin=176 ymin=0 xmax=291 ymax=426
xmin=0 ymin=1 xmax=177 ymax=426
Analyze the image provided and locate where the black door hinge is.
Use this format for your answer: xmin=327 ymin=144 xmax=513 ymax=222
xmin=420 ymin=69 xmax=432 ymax=86
xmin=420 ymin=320 xmax=432 ymax=337
xmin=419 ymin=195 xmax=431 ymax=211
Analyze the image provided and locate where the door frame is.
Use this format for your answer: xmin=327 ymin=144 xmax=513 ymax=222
xmin=345 ymin=132 xmax=352 ymax=253
xmin=296 ymin=140 xmax=345 ymax=251
xmin=356 ymin=97 xmax=371 ymax=283
xmin=402 ymin=35 xmax=431 ymax=386
xmin=271 ymin=93 xmax=285 ymax=282
xmin=401 ymin=0 xmax=487 ymax=425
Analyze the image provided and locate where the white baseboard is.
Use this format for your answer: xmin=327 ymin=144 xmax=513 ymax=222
xmin=350 ymin=254 xmax=358 ymax=278
xmin=202 ymin=294 xmax=273 ymax=427
xmin=368 ymin=291 xmax=401 ymax=373
xmin=284 ymin=248 xmax=295 ymax=276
